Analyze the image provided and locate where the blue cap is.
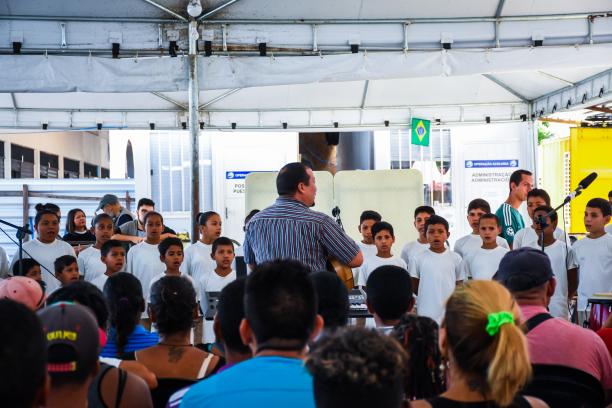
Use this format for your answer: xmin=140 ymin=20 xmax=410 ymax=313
xmin=494 ymin=247 xmax=553 ymax=292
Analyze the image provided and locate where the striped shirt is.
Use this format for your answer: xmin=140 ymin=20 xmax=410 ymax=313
xmin=495 ymin=202 xmax=525 ymax=246
xmin=100 ymin=325 xmax=159 ymax=358
xmin=243 ymin=197 xmax=360 ymax=272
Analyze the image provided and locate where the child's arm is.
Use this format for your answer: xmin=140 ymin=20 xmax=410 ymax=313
xmin=111 ymin=232 xmax=144 ymax=244
xmin=567 ymin=267 xmax=578 ymax=300
xmin=411 ymin=277 xmax=420 ymax=295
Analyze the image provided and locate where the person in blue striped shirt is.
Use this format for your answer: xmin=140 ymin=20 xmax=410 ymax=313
xmin=243 ymin=162 xmax=363 ymax=272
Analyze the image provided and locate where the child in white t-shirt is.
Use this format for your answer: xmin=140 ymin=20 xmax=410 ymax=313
xmin=200 ymin=237 xmax=237 ymax=343
xmin=352 ymin=210 xmax=382 ymax=283
xmin=356 ymin=221 xmax=406 ymax=287
xmin=409 ymin=215 xmax=463 ymax=324
xmin=513 ymin=189 xmax=569 ymax=248
xmin=573 ymin=198 xmax=612 ymax=315
xmin=454 ymin=198 xmax=508 ymax=259
xmin=461 ymin=214 xmax=509 ymax=281
xmin=528 ymin=206 xmax=578 ymax=319
xmin=77 ymin=213 xmax=115 ymax=282
xmin=91 ymin=240 xmax=126 ymax=292
xmin=9 ymin=209 xmax=76 ymax=294
xmin=400 ymin=206 xmax=435 ymax=266
xmin=181 ymin=211 xmax=223 ymax=284
xmin=147 ymin=237 xmax=198 ymax=303
xmin=126 ymin=211 xmax=166 ymax=304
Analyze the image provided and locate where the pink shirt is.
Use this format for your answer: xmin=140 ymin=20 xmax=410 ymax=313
xmin=521 ymin=305 xmax=612 ymax=389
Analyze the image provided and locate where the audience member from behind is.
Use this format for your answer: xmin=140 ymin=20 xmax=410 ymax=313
xmin=134 ymin=276 xmax=220 ymax=407
xmin=461 ymin=214 xmax=509 ymax=281
xmin=306 ymin=327 xmax=408 ymax=408
xmin=47 ymin=282 xmax=154 ymax=407
xmin=0 ymin=276 xmax=45 ymax=310
xmin=78 ymin=213 xmax=115 ymax=282
xmin=356 ymin=221 xmax=407 ymax=286
xmin=90 ymin=239 xmax=126 ymax=293
xmin=38 ymin=302 xmax=100 ymax=408
xmin=366 ymin=265 xmax=414 ymax=334
xmin=392 ymin=314 xmax=444 ymax=400
xmin=182 ymin=260 xmax=323 ymax=407
xmin=101 ymin=273 xmax=159 ymax=358
xmin=494 ymin=248 xmax=612 ymax=395
xmin=0 ymin=299 xmax=48 ymax=408
xmin=9 ymin=208 xmax=76 ymax=294
xmin=53 ymin=255 xmax=80 ymax=289
xmin=310 ymin=271 xmax=349 ymax=333
xmin=573 ymin=198 xmax=612 ymax=317
xmin=63 ymin=208 xmax=95 ymax=249
xmin=400 ymin=205 xmax=436 ymax=266
xmin=453 ymin=198 xmax=508 ymax=259
xmin=411 ymin=280 xmax=545 ymax=408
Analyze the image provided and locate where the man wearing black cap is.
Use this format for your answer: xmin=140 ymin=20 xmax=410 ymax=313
xmin=495 ymin=248 xmax=612 ymax=394
xmin=97 ymin=194 xmax=134 ymax=229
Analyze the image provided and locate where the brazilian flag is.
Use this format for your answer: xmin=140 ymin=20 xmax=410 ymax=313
xmin=411 ymin=118 xmax=430 ymax=147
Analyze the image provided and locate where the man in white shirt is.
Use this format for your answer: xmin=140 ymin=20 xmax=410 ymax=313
xmin=409 ymin=215 xmax=463 ymax=324
xmin=400 ymin=206 xmax=435 ymax=267
xmin=356 ymin=222 xmax=406 ymax=287
xmin=461 ymin=214 xmax=509 ymax=281
xmin=454 ymin=198 xmax=508 ymax=259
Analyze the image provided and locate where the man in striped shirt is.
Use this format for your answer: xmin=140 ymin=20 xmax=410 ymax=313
xmin=243 ymin=162 xmax=363 ymax=272
xmin=495 ymin=169 xmax=533 ymax=248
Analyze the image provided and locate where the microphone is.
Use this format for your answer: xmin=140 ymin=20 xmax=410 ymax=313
xmin=564 ymin=172 xmax=598 ymax=203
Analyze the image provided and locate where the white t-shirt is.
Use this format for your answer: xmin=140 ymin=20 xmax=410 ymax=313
xmin=356 ymin=254 xmax=407 ymax=286
xmin=461 ymin=246 xmax=509 ymax=281
xmin=573 ymin=234 xmax=612 ymax=311
xmin=513 ymin=226 xmax=570 ymax=249
xmin=453 ymin=234 xmax=509 ymax=259
xmin=352 ymin=242 xmax=379 ymax=282
xmin=0 ymin=246 xmax=9 ymax=278
xmin=605 ymin=224 xmax=612 ymax=235
xmin=148 ymin=272 xmax=199 ymax=303
xmin=409 ymin=249 xmax=463 ymax=324
xmin=400 ymin=240 xmax=430 ymax=267
xmin=526 ymin=240 xmax=578 ymax=319
xmin=77 ymin=246 xmax=106 ymax=282
xmin=91 ymin=273 xmax=109 ymax=292
xmin=199 ymin=269 xmax=237 ymax=343
xmin=9 ymin=238 xmax=76 ymax=294
xmin=126 ymin=241 xmax=166 ymax=303
xmin=180 ymin=241 xmax=215 ymax=284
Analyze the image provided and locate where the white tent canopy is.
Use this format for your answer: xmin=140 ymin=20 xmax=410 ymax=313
xmin=0 ymin=0 xmax=611 ymax=130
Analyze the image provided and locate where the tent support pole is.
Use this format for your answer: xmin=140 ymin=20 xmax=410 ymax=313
xmin=189 ymin=20 xmax=200 ymax=243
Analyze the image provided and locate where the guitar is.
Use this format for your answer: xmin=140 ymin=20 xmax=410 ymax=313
xmin=328 ymin=206 xmax=355 ymax=290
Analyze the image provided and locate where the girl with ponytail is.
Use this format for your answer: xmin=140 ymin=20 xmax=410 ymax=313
xmin=100 ymin=272 xmax=159 ymax=358
xmin=410 ymin=280 xmax=547 ymax=408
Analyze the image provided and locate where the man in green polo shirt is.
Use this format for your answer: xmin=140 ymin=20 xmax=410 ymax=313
xmin=495 ymin=169 xmax=533 ymax=248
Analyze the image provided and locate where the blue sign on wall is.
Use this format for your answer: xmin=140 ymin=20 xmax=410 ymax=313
xmin=225 ymin=171 xmax=252 ymax=180
xmin=465 ymin=160 xmax=519 ymax=168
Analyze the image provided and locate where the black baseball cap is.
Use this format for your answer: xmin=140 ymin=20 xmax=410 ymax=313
xmin=494 ymin=247 xmax=554 ymax=292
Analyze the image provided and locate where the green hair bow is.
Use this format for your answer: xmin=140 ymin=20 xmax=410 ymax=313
xmin=486 ymin=311 xmax=515 ymax=336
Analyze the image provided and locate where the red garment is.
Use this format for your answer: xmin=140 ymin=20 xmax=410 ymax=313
xmin=597 ymin=328 xmax=612 ymax=357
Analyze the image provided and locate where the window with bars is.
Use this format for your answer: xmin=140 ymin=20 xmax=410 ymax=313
xmin=11 ymin=144 xmax=35 ymax=179
xmin=83 ymin=163 xmax=99 ymax=178
xmin=63 ymin=158 xmax=80 ymax=179
xmin=40 ymin=152 xmax=59 ymax=179
xmin=390 ymin=128 xmax=453 ymax=206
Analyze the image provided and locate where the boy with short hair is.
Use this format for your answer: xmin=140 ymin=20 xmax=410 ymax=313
xmin=528 ymin=206 xmax=578 ymax=319
xmin=513 ymin=188 xmax=570 ymax=248
xmin=461 ymin=214 xmax=509 ymax=281
xmin=90 ymin=240 xmax=126 ymax=292
xmin=454 ymin=198 xmax=509 ymax=259
xmin=356 ymin=210 xmax=382 ymax=258
xmin=365 ymin=265 xmax=414 ymax=334
xmin=573 ymin=198 xmax=612 ymax=316
xmin=78 ymin=213 xmax=115 ymax=282
xmin=356 ymin=221 xmax=406 ymax=287
xmin=408 ymin=215 xmax=463 ymax=324
xmin=126 ymin=211 xmax=167 ymax=303
xmin=400 ymin=206 xmax=435 ymax=266
xmin=200 ymin=236 xmax=237 ymax=343
xmin=148 ymin=237 xmax=198 ymax=303
xmin=54 ymin=255 xmax=80 ymax=289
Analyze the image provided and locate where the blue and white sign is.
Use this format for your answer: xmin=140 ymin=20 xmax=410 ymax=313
xmin=225 ymin=171 xmax=252 ymax=180
xmin=465 ymin=160 xmax=519 ymax=169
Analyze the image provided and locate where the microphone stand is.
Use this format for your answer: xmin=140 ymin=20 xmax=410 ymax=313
xmin=0 ymin=218 xmax=31 ymax=277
